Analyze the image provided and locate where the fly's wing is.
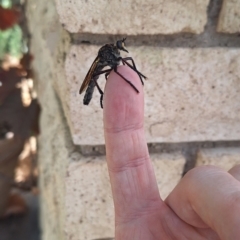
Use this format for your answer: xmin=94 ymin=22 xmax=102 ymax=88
xmin=79 ymin=56 xmax=99 ymax=94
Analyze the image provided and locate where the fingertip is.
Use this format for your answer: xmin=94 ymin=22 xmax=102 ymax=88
xmin=103 ymin=65 xmax=144 ymax=130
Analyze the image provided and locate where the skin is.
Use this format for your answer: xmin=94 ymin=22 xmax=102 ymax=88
xmin=103 ymin=65 xmax=240 ymax=240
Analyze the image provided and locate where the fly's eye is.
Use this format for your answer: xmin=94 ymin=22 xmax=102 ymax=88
xmin=116 ymin=40 xmax=123 ymax=49
xmin=116 ymin=38 xmax=128 ymax=53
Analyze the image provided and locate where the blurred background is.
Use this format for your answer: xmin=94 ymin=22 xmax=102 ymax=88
xmin=0 ymin=0 xmax=40 ymax=239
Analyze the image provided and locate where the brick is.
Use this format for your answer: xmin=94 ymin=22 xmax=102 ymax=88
xmin=26 ymin=1 xmax=71 ymax=240
xmin=63 ymin=45 xmax=240 ymax=145
xmin=55 ymin=0 xmax=209 ymax=34
xmin=217 ymin=0 xmax=240 ymax=33
xmin=65 ymin=157 xmax=114 ymax=240
xmin=196 ymin=148 xmax=240 ymax=171
xmin=65 ymin=152 xmax=185 ymax=239
xmin=38 ymin=81 xmax=73 ymax=240
xmin=151 ymin=153 xmax=185 ymax=200
xmin=26 ymin=0 xmax=71 ymax=102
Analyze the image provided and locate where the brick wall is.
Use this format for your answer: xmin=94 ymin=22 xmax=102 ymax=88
xmin=26 ymin=0 xmax=240 ymax=239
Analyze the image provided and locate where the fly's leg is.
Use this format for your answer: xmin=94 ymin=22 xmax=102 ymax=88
xmin=122 ymin=57 xmax=138 ymax=73
xmin=93 ymin=69 xmax=112 ymax=78
xmin=93 ymin=78 xmax=104 ymax=108
xmin=122 ymin=57 xmax=147 ymax=79
xmin=122 ymin=59 xmax=144 ymax=85
xmin=92 ymin=69 xmax=112 ymax=107
xmin=121 ymin=57 xmax=146 ymax=85
xmin=105 ymin=71 xmax=110 ymax=80
xmin=114 ymin=66 xmax=139 ymax=93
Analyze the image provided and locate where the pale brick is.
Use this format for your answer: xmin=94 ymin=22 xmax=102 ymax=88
xmin=196 ymin=148 xmax=240 ymax=171
xmin=64 ymin=45 xmax=240 ymax=145
xmin=151 ymin=153 xmax=185 ymax=199
xmin=26 ymin=0 xmax=71 ymax=101
xmin=217 ymin=0 xmax=240 ymax=33
xmin=65 ymin=152 xmax=185 ymax=239
xmin=38 ymin=81 xmax=72 ymax=240
xmin=65 ymin=157 xmax=114 ymax=240
xmin=26 ymin=0 xmax=71 ymax=240
xmin=55 ymin=0 xmax=209 ymax=34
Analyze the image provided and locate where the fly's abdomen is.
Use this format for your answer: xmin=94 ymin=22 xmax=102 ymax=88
xmin=83 ymin=79 xmax=96 ymax=105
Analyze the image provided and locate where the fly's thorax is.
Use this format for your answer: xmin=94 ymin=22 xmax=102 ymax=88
xmin=98 ymin=44 xmax=121 ymax=67
xmin=97 ymin=60 xmax=108 ymax=68
xmin=111 ymin=46 xmax=121 ymax=59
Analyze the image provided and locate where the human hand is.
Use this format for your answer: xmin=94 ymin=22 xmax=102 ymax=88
xmin=103 ymin=65 xmax=240 ymax=240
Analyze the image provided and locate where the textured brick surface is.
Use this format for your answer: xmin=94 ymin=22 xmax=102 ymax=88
xmin=38 ymin=82 xmax=71 ymax=240
xmin=64 ymin=45 xmax=240 ymax=145
xmin=196 ymin=148 xmax=240 ymax=171
xmin=27 ymin=0 xmax=71 ymax=240
xmin=26 ymin=0 xmax=66 ymax=98
xmin=151 ymin=153 xmax=185 ymax=200
xmin=65 ymin=153 xmax=185 ymax=240
xmin=55 ymin=0 xmax=209 ymax=34
xmin=217 ymin=0 xmax=240 ymax=33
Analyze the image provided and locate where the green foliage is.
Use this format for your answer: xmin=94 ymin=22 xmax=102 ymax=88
xmin=0 ymin=0 xmax=23 ymax=59
xmin=1 ymin=0 xmax=12 ymax=8
xmin=0 ymin=25 xmax=23 ymax=59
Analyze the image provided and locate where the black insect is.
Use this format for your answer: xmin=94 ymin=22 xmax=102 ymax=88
xmin=79 ymin=38 xmax=146 ymax=108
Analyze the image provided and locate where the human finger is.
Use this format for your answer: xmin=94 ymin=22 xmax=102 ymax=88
xmin=165 ymin=166 xmax=240 ymax=239
xmin=103 ymin=65 xmax=161 ymax=222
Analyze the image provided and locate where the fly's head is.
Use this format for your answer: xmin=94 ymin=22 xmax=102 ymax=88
xmin=116 ymin=38 xmax=128 ymax=53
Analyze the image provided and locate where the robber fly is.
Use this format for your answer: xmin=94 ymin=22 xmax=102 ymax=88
xmin=79 ymin=38 xmax=146 ymax=108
